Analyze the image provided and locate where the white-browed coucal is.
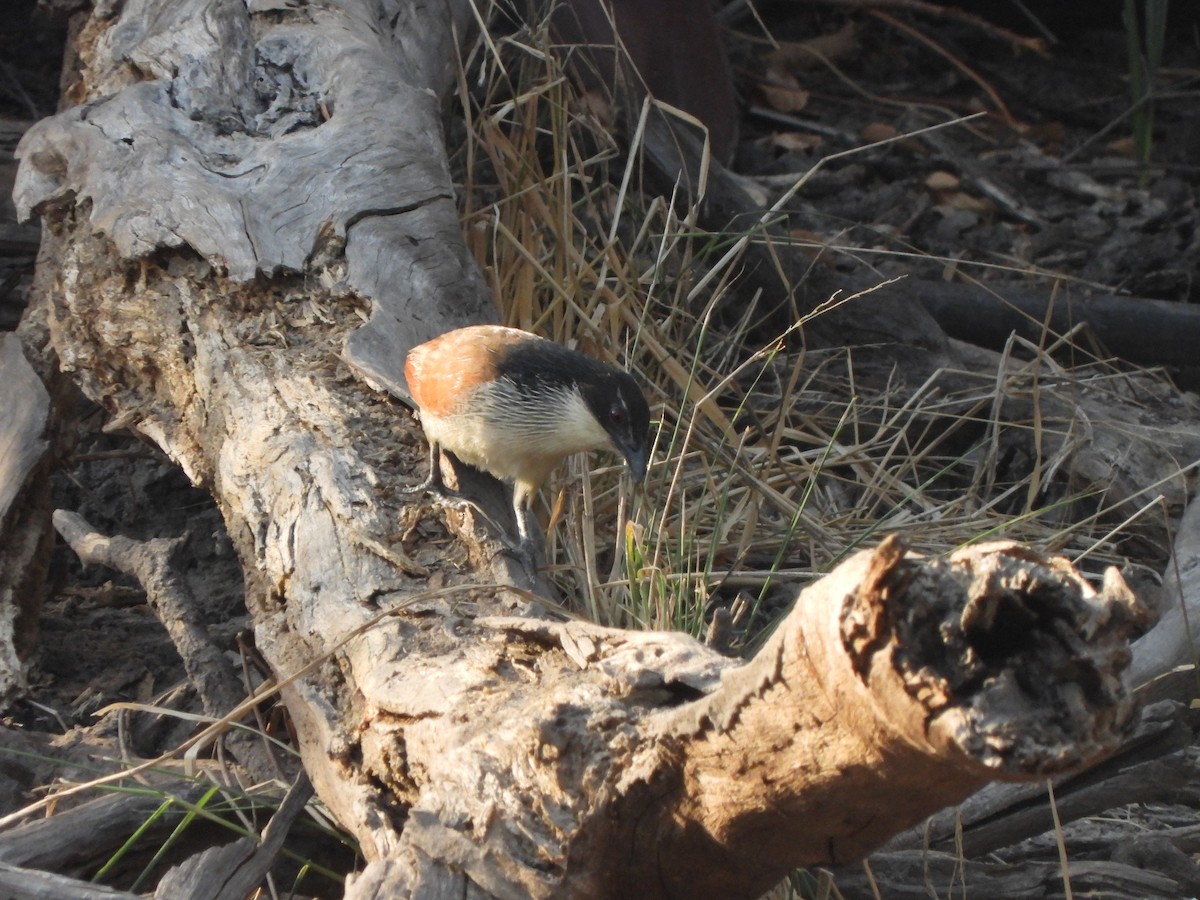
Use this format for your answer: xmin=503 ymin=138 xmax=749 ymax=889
xmin=404 ymin=325 xmax=651 ymax=565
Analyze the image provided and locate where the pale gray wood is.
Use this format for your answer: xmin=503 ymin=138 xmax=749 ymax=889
xmin=0 ymin=334 xmax=48 ymax=521
xmin=880 ymin=697 xmax=1195 ymax=857
xmin=0 ymin=333 xmax=51 ymax=704
xmin=0 ymin=792 xmax=191 ymax=870
xmin=0 ymin=863 xmax=141 ymax=900
xmin=13 ymin=0 xmax=494 ymax=403
xmin=837 ymin=851 xmax=1185 ymax=899
xmin=152 ymin=839 xmax=256 ymax=900
xmin=1130 ymin=492 xmax=1200 ymax=686
xmin=153 ymin=773 xmax=313 ymax=900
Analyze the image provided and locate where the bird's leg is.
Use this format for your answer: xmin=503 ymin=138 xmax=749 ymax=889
xmin=403 ymin=442 xmax=518 ymax=548
xmin=402 ymin=441 xmax=488 ymax=517
xmin=402 ymin=441 xmax=483 ymax=510
xmin=503 ymin=485 xmax=540 ymax=576
xmin=401 ymin=441 xmax=458 ymax=498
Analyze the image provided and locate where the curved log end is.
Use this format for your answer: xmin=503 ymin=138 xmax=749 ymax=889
xmin=844 ymin=538 xmax=1158 ymax=778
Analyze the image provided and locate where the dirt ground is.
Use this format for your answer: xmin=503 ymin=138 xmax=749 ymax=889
xmin=2 ymin=0 xmax=1200 ymax=896
xmin=733 ymin=3 xmax=1199 ymax=305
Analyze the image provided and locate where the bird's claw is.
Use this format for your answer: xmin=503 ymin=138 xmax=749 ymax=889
xmin=400 ymin=476 xmax=479 ymax=514
xmin=488 ymin=534 xmax=539 ymax=581
xmin=405 ymin=480 xmax=534 ymax=573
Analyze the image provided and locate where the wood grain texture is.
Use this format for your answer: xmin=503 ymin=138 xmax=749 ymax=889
xmin=13 ymin=0 xmax=495 ymax=403
xmin=1130 ymin=491 xmax=1200 ymax=685
xmin=10 ymin=1 xmax=1159 ymax=897
xmin=0 ymin=862 xmax=140 ymax=900
xmin=0 ymin=334 xmax=48 ymax=521
xmin=0 ymin=791 xmax=200 ymax=871
xmin=0 ymin=333 xmax=51 ymax=704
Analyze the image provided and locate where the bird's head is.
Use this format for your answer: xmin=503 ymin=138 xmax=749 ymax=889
xmin=577 ymin=368 xmax=652 ymax=484
xmin=488 ymin=335 xmax=652 ymax=484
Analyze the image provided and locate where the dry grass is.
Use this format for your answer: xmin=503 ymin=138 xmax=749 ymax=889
xmin=451 ymin=8 xmax=1179 ymax=648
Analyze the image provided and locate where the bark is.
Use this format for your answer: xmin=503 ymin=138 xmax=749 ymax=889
xmin=51 ymin=509 xmax=282 ymax=783
xmin=917 ymin=278 xmax=1200 ymax=372
xmin=560 ymin=539 xmax=1148 ymax=899
xmin=1130 ymin=490 xmax=1200 ymax=687
xmin=838 ymin=851 xmax=1192 ymax=899
xmin=875 ymin=486 xmax=1200 ymax=864
xmin=10 ymin=1 xmax=1157 ymax=897
xmin=0 ymin=791 xmax=202 ymax=872
xmin=0 ymin=333 xmax=52 ymax=704
xmin=0 ymin=862 xmax=140 ymax=900
xmin=152 ymin=774 xmax=314 ymax=900
xmin=880 ymin=696 xmax=1198 ymax=858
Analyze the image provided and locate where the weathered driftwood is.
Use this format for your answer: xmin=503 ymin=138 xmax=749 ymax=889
xmin=881 ymin=697 xmax=1198 ymax=857
xmin=0 ymin=337 xmax=50 ymax=518
xmin=0 ymin=861 xmax=140 ymax=900
xmin=338 ymin=538 xmax=1149 ymax=899
xmin=1130 ymin=491 xmax=1200 ymax=687
xmin=0 ymin=333 xmax=52 ymax=704
xmin=0 ymin=763 xmax=312 ymax=900
xmin=51 ymin=509 xmax=280 ymax=783
xmin=9 ymin=0 xmax=1161 ymax=897
xmin=14 ymin=0 xmax=492 ymax=406
xmin=152 ymin=773 xmax=313 ymax=900
xmin=876 ymin=485 xmax=1200 ymax=866
xmin=836 ymin=851 xmax=1189 ymax=900
xmin=0 ymin=791 xmax=200 ymax=873
xmin=918 ymin=277 xmax=1200 ymax=372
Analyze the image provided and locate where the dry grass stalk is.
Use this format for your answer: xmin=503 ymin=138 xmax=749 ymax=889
xmin=451 ymin=8 xmax=1176 ymax=647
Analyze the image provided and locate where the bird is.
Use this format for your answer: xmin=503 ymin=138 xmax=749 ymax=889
xmin=403 ymin=325 xmax=652 ymax=567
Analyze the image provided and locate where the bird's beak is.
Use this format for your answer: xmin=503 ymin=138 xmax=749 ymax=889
xmin=621 ymin=443 xmax=648 ymax=484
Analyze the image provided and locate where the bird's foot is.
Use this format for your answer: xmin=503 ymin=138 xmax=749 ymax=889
xmin=435 ymin=493 xmax=510 ymax=537
xmin=405 ymin=481 xmax=520 ymax=553
xmin=400 ymin=458 xmax=538 ymax=580
xmin=496 ymin=534 xmax=539 ymax=580
xmin=400 ymin=477 xmax=480 ymax=512
xmin=437 ymin=497 xmax=540 ymax=581
xmin=399 ymin=476 xmax=450 ymax=499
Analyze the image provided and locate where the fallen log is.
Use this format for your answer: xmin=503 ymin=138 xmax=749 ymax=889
xmin=6 ymin=0 xmax=1160 ymax=896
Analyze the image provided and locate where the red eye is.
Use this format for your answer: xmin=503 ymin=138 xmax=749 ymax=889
xmin=609 ymin=404 xmax=626 ymax=425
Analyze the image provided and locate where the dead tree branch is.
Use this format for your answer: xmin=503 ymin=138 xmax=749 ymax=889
xmin=10 ymin=0 xmax=1157 ymax=896
xmin=52 ymin=509 xmax=280 ymax=782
